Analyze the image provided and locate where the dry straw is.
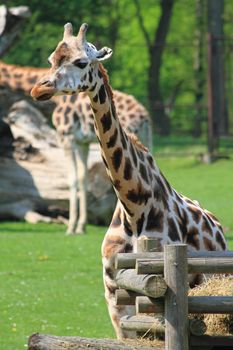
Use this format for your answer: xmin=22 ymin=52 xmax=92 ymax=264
xmin=188 ymin=275 xmax=233 ymax=335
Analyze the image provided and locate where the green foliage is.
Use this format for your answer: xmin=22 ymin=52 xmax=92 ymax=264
xmin=3 ymin=0 xmax=233 ymax=135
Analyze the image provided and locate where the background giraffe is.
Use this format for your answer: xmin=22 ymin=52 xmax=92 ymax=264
xmin=0 ymin=60 xmax=152 ymax=234
xmin=31 ymin=23 xmax=227 ymax=339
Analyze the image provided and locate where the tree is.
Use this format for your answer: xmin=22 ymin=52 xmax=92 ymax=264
xmin=193 ymin=0 xmax=205 ymax=138
xmin=207 ymin=0 xmax=229 ymax=137
xmin=133 ymin=0 xmax=175 ymax=135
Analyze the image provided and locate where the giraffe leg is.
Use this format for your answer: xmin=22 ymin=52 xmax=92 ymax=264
xmin=102 ymin=233 xmax=136 ymax=339
xmin=75 ymin=144 xmax=89 ymax=234
xmin=64 ymin=143 xmax=78 ymax=235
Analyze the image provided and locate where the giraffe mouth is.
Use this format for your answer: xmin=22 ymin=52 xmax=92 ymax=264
xmin=30 ymin=85 xmax=57 ymax=101
xmin=36 ymin=93 xmax=54 ymax=101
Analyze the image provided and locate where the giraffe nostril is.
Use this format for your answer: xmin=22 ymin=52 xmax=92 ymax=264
xmin=40 ymin=80 xmax=53 ymax=87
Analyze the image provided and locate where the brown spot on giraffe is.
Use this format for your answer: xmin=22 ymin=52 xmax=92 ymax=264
xmin=201 ymin=215 xmax=213 ymax=236
xmin=187 ymin=226 xmax=200 ymax=250
xmin=101 ymin=110 xmax=112 ymax=133
xmin=111 ymin=147 xmax=123 ymax=172
xmin=123 ymin=212 xmax=133 ymax=236
xmin=216 ymin=230 xmax=227 ymax=250
xmin=189 ymin=205 xmax=202 ymax=224
xmin=103 ymin=235 xmax=126 ymax=258
xmin=203 ymin=237 xmax=216 ymax=251
xmin=99 ymin=84 xmax=106 ymax=104
xmin=136 ymin=212 xmax=145 ymax=235
xmin=139 ymin=162 xmax=149 ymax=184
xmin=123 ymin=157 xmax=133 ymax=181
xmin=126 ymin=181 xmax=151 ymax=205
xmin=146 ymin=206 xmax=164 ymax=232
xmin=107 ymin=128 xmax=118 ymax=148
xmin=168 ymin=217 xmax=181 ymax=242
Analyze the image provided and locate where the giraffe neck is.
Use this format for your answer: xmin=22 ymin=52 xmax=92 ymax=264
xmin=0 ymin=61 xmax=48 ymax=94
xmin=87 ymin=64 xmax=166 ymax=228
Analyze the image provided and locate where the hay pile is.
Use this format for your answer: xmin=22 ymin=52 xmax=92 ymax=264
xmin=189 ymin=275 xmax=233 ymax=335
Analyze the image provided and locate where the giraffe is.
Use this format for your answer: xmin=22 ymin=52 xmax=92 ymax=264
xmin=31 ymin=23 xmax=227 ymax=339
xmin=0 ymin=60 xmax=152 ymax=234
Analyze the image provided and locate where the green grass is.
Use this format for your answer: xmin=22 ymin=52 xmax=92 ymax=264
xmin=1 ymin=155 xmax=233 ymax=349
xmin=153 ymin=135 xmax=233 ymax=156
xmin=0 ymin=223 xmax=114 ymax=349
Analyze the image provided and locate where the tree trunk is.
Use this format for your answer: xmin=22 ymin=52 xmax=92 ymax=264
xmin=0 ymin=4 xmax=30 ymax=57
xmin=193 ymin=0 xmax=205 ymax=138
xmin=207 ymin=0 xmax=228 ymax=137
xmin=28 ymin=333 xmax=163 ymax=350
xmin=0 ymin=99 xmax=116 ymax=225
xmin=147 ymin=0 xmax=175 ymax=135
xmin=133 ymin=0 xmax=175 ymax=135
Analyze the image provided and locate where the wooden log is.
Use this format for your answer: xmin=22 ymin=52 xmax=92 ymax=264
xmin=0 ymin=101 xmax=116 ymax=225
xmin=120 ymin=315 xmax=165 ymax=339
xmin=120 ymin=315 xmax=206 ymax=337
xmin=188 ymin=318 xmax=207 ymax=337
xmin=188 ymin=296 xmax=233 ymax=314
xmin=136 ymin=295 xmax=233 ymax=314
xmin=115 ymin=289 xmax=139 ymax=305
xmin=136 ymin=296 xmax=164 ymax=314
xmin=116 ymin=253 xmax=163 ymax=269
xmin=164 ymin=244 xmax=189 ymax=350
xmin=134 ymin=238 xmax=162 ymax=339
xmin=136 ymin=257 xmax=233 ymax=275
xmin=27 ymin=333 xmax=163 ymax=350
xmin=116 ymin=250 xmax=233 ymax=269
xmin=115 ymin=269 xmax=167 ymax=298
xmin=190 ymin=335 xmax=233 ymax=349
xmin=188 ymin=257 xmax=233 ymax=274
xmin=136 ymin=237 xmax=161 ymax=253
xmin=136 ymin=259 xmax=164 ymax=274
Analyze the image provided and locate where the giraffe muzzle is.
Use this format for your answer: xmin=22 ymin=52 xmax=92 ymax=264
xmin=30 ymin=83 xmax=57 ymax=101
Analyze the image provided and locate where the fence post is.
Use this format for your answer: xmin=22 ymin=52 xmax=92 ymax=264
xmin=164 ymin=244 xmax=189 ymax=350
xmin=136 ymin=237 xmax=161 ymax=339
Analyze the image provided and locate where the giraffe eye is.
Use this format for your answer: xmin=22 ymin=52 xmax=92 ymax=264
xmin=73 ymin=59 xmax=88 ymax=69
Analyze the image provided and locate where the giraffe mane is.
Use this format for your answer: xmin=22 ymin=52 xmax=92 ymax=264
xmin=98 ymin=63 xmax=114 ymax=100
xmin=126 ymin=132 xmax=149 ymax=152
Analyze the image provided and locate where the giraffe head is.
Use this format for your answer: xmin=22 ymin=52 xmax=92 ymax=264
xmin=31 ymin=23 xmax=112 ymax=101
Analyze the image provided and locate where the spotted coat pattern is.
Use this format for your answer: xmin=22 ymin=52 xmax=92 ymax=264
xmin=0 ymin=60 xmax=152 ymax=234
xmin=30 ymin=24 xmax=227 ymax=339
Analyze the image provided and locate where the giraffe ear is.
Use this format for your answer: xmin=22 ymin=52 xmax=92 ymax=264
xmin=95 ymin=47 xmax=113 ymax=61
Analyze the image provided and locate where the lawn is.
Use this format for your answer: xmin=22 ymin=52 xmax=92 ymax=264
xmin=0 ymin=155 xmax=233 ymax=350
xmin=0 ymin=223 xmax=114 ymax=349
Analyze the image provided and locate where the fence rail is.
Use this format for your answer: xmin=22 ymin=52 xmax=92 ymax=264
xmin=115 ymin=240 xmax=233 ymax=350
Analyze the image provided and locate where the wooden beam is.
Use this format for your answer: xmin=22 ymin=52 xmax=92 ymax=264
xmin=120 ymin=315 xmax=206 ymax=337
xmin=115 ymin=269 xmax=167 ymax=298
xmin=115 ymin=289 xmax=139 ymax=305
xmin=115 ymin=252 xmax=163 ymax=269
xmin=164 ymin=244 xmax=189 ymax=350
xmin=116 ymin=250 xmax=233 ymax=269
xmin=136 ymin=295 xmax=233 ymax=314
xmin=27 ymin=333 xmax=163 ymax=350
xmin=120 ymin=315 xmax=165 ymax=339
xmin=190 ymin=335 xmax=233 ymax=348
xmin=136 ymin=257 xmax=233 ymax=275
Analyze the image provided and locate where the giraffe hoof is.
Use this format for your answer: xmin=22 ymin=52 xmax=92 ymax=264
xmin=66 ymin=228 xmax=76 ymax=235
xmin=75 ymin=225 xmax=86 ymax=235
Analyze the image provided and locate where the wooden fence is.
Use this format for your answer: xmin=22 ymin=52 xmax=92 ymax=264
xmin=115 ymin=239 xmax=233 ymax=350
